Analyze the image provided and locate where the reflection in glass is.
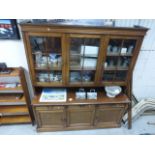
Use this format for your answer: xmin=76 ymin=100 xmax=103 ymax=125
xmin=115 ymin=71 xmax=127 ymax=81
xmin=69 ymin=37 xmax=99 ymax=84
xmin=103 ymin=71 xmax=115 ymax=81
xmin=82 ymin=71 xmax=95 ymax=82
xmin=70 ymin=71 xmax=81 ymax=82
xmin=37 ymin=71 xmax=62 ymax=83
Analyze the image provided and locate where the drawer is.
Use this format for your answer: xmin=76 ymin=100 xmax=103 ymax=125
xmin=0 ymin=105 xmax=29 ymax=115
xmin=68 ymin=105 xmax=94 ymax=110
xmin=35 ymin=106 xmax=64 ymax=111
xmin=0 ymin=115 xmax=31 ymax=124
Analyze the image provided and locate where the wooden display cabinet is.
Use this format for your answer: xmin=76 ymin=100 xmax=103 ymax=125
xmin=0 ymin=67 xmax=34 ymax=125
xmin=20 ymin=22 xmax=147 ymax=132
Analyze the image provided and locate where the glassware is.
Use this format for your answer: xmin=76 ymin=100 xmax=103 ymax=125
xmin=35 ymin=51 xmax=42 ymax=67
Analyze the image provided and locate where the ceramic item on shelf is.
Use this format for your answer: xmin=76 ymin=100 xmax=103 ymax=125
xmin=104 ymin=62 xmax=108 ymax=68
xmin=112 ymin=46 xmax=118 ymax=53
xmin=83 ymin=74 xmax=91 ymax=82
xmin=107 ymin=45 xmax=112 ymax=53
xmin=35 ymin=51 xmax=42 ymax=67
xmin=127 ymin=45 xmax=134 ymax=54
xmin=87 ymin=89 xmax=97 ymax=100
xmin=105 ymin=86 xmax=122 ymax=98
xmin=121 ymin=48 xmax=127 ymax=55
xmin=38 ymin=73 xmax=49 ymax=82
xmin=75 ymin=88 xmax=86 ymax=100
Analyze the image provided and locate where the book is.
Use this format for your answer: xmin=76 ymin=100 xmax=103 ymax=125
xmin=39 ymin=88 xmax=67 ymax=102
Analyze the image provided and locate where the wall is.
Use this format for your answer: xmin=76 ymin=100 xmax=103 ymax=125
xmin=0 ymin=19 xmax=155 ymax=101
xmin=0 ymin=31 xmax=34 ymax=97
xmin=115 ymin=19 xmax=155 ymax=101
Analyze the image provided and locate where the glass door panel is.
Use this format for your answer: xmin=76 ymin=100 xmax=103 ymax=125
xmin=102 ymin=38 xmax=137 ymax=82
xmin=69 ymin=37 xmax=100 ymax=84
xmin=29 ymin=35 xmax=63 ymax=84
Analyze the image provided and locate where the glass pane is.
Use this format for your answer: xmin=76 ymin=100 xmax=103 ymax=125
xmin=69 ymin=37 xmax=100 ymax=84
xmin=82 ymin=71 xmax=95 ymax=82
xmin=30 ymin=36 xmax=62 ymax=69
xmin=103 ymin=71 xmax=115 ymax=81
xmin=37 ymin=71 xmax=62 ymax=83
xmin=115 ymin=71 xmax=127 ymax=81
xmin=30 ymin=36 xmax=61 ymax=52
xmin=70 ymin=71 xmax=81 ymax=83
xmin=104 ymin=57 xmax=118 ymax=69
xmin=121 ymin=39 xmax=136 ymax=55
xmin=117 ymin=57 xmax=131 ymax=69
xmin=107 ymin=39 xmax=122 ymax=55
xmin=29 ymin=36 xmax=63 ymax=84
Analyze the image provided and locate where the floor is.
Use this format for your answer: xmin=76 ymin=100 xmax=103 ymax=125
xmin=0 ymin=115 xmax=155 ymax=135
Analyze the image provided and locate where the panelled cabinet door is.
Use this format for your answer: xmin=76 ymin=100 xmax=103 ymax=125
xmin=66 ymin=34 xmax=101 ymax=86
xmin=26 ymin=33 xmax=66 ymax=86
xmin=35 ymin=107 xmax=65 ymax=129
xmin=95 ymin=105 xmax=126 ymax=127
xmin=101 ymin=36 xmax=140 ymax=84
xmin=67 ymin=105 xmax=94 ymax=128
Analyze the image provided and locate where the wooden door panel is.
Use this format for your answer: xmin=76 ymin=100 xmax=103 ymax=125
xmin=67 ymin=105 xmax=94 ymax=127
xmin=36 ymin=110 xmax=64 ymax=128
xmin=95 ymin=105 xmax=125 ymax=127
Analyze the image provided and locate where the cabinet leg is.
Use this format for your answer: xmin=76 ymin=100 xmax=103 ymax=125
xmin=128 ymin=103 xmax=132 ymax=129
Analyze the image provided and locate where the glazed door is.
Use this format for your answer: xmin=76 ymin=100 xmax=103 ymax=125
xmin=26 ymin=33 xmax=66 ymax=87
xmin=66 ymin=34 xmax=101 ymax=86
xmin=101 ymin=36 xmax=140 ymax=85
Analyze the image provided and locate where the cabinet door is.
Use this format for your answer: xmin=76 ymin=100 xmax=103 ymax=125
xmin=35 ymin=106 xmax=65 ymax=129
xmin=26 ymin=33 xmax=65 ymax=86
xmin=95 ymin=105 xmax=126 ymax=127
xmin=67 ymin=34 xmax=101 ymax=86
xmin=101 ymin=37 xmax=140 ymax=84
xmin=67 ymin=105 xmax=94 ymax=128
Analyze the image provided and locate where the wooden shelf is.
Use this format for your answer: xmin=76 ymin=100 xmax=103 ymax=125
xmin=0 ymin=105 xmax=29 ymax=114
xmin=32 ymin=90 xmax=130 ymax=106
xmin=0 ymin=96 xmax=26 ymax=106
xmin=34 ymin=82 xmax=63 ymax=87
xmin=70 ymin=67 xmax=96 ymax=71
xmin=35 ymin=67 xmax=62 ymax=71
xmin=0 ymin=86 xmax=23 ymax=93
xmin=0 ymin=68 xmax=20 ymax=77
xmin=104 ymin=67 xmax=128 ymax=71
xmin=101 ymin=81 xmax=126 ymax=86
xmin=32 ymin=52 xmax=61 ymax=55
xmin=0 ymin=115 xmax=31 ymax=124
xmin=107 ymin=53 xmax=133 ymax=57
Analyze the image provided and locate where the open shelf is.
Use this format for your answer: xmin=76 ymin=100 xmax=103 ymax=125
xmin=35 ymin=67 xmax=62 ymax=71
xmin=106 ymin=53 xmax=133 ymax=57
xmin=0 ymin=115 xmax=31 ymax=124
xmin=104 ymin=67 xmax=129 ymax=71
xmin=32 ymin=89 xmax=130 ymax=106
xmin=0 ymin=86 xmax=23 ymax=93
xmin=0 ymin=68 xmax=20 ymax=77
xmin=0 ymin=95 xmax=26 ymax=106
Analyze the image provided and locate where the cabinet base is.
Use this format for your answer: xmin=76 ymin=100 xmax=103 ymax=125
xmin=36 ymin=124 xmax=121 ymax=132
